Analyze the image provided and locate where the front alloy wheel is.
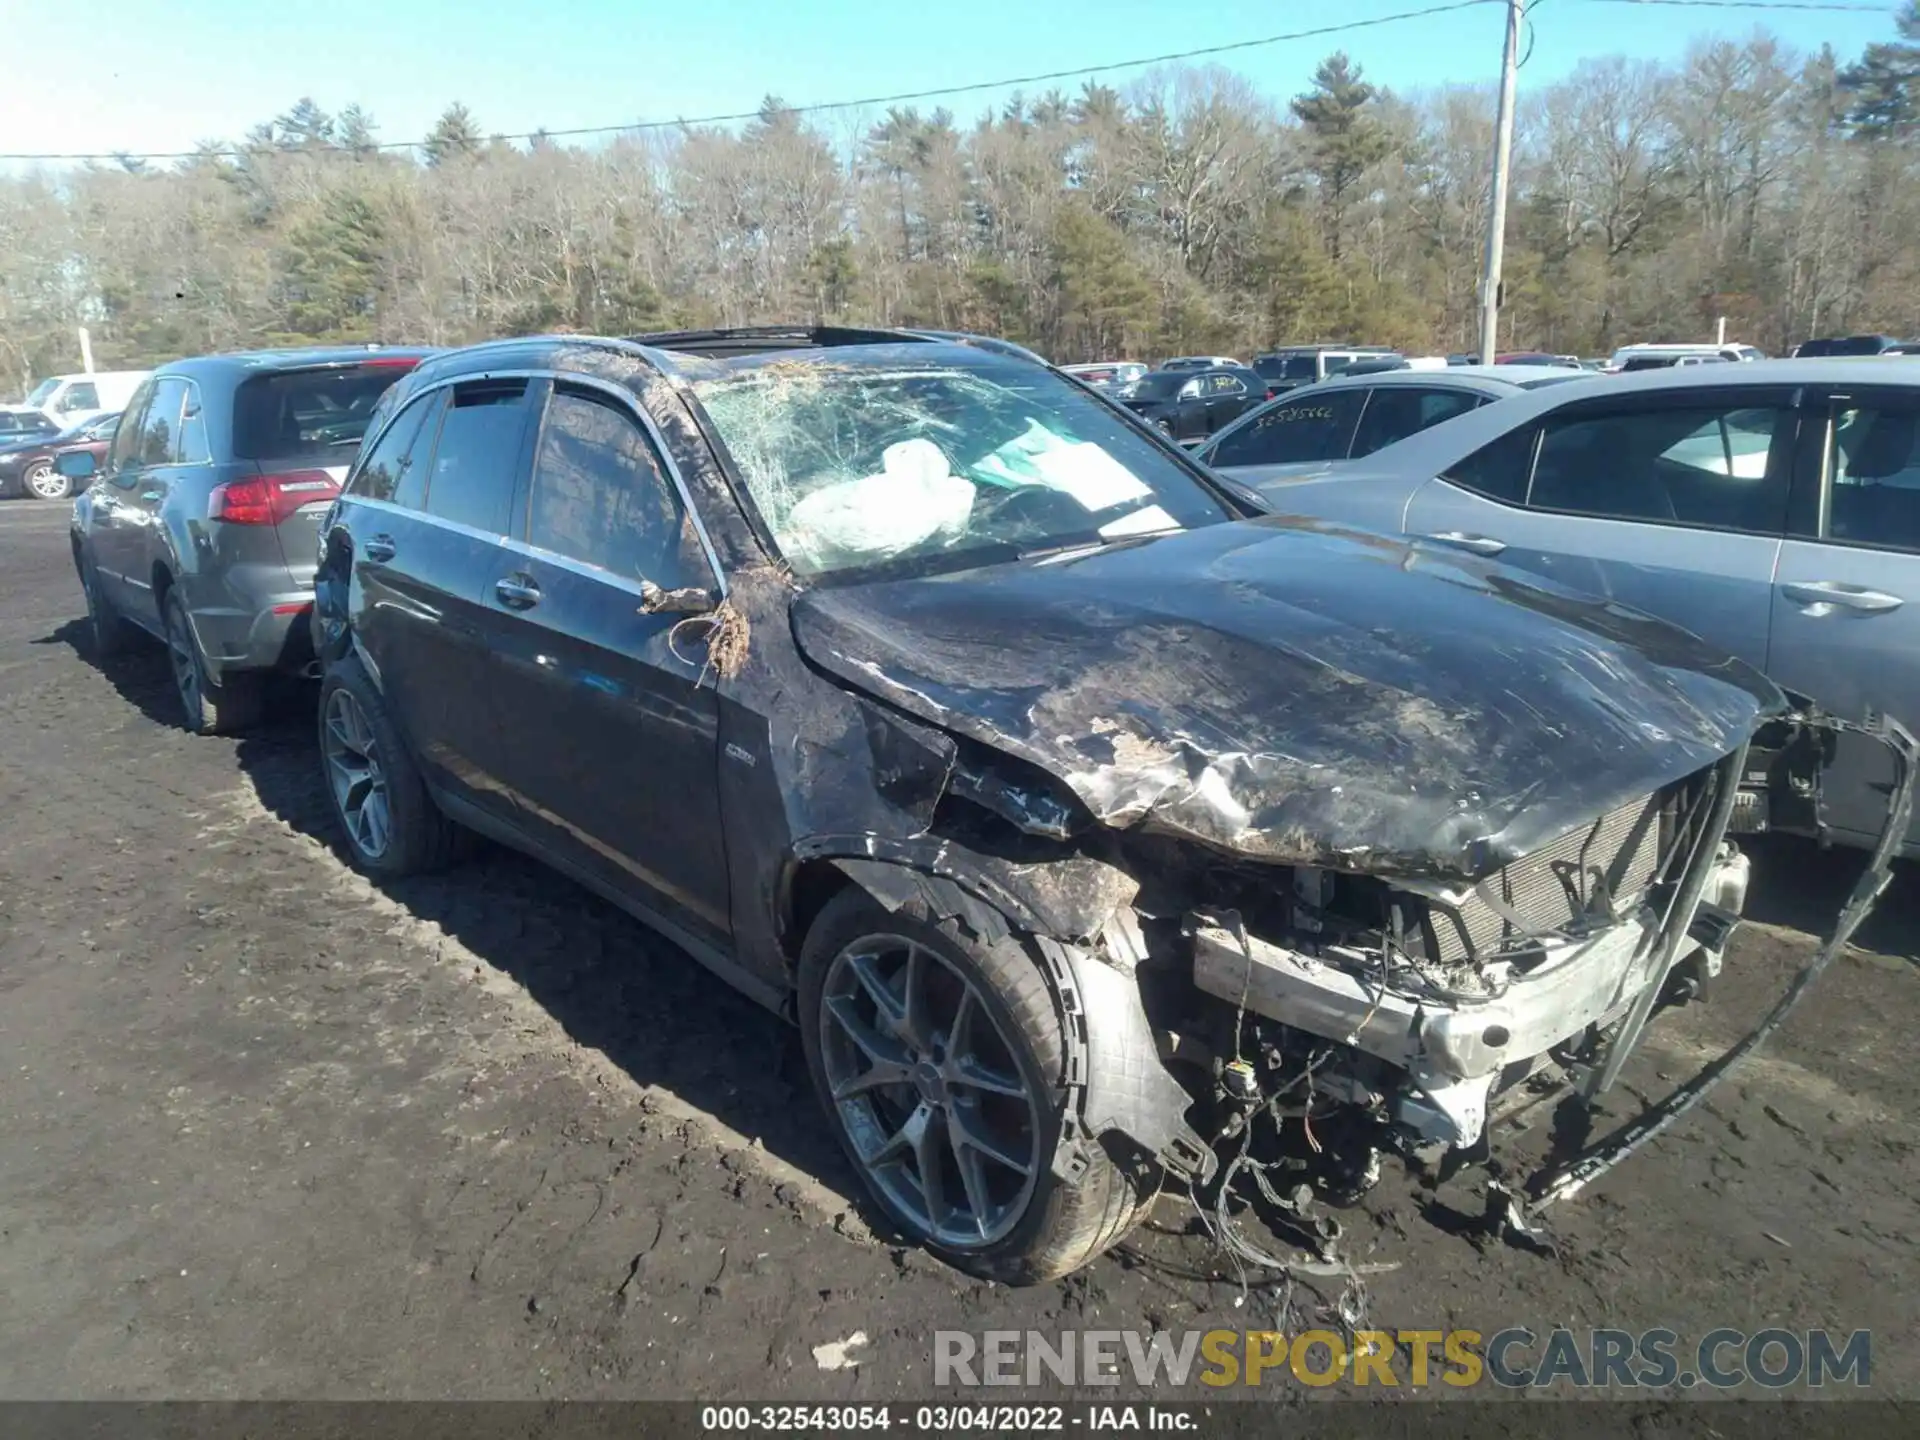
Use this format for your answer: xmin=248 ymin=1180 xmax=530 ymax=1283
xmin=819 ymin=935 xmax=1044 ymax=1248
xmin=24 ymin=461 xmax=70 ymax=501
xmin=798 ymin=890 xmax=1159 ymax=1283
xmin=322 ymin=686 xmax=392 ymax=862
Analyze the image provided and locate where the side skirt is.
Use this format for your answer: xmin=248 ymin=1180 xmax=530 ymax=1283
xmin=432 ymin=788 xmax=790 ymax=1017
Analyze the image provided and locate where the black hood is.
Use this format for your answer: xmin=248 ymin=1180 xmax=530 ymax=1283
xmin=790 ymin=516 xmax=1785 ymax=882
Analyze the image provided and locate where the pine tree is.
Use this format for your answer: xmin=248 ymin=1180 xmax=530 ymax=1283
xmin=274 ymin=97 xmax=335 ymax=151
xmin=1841 ymin=1 xmax=1920 ymax=138
xmin=337 ymin=105 xmax=380 ymax=159
xmin=1290 ymin=53 xmax=1391 ymax=261
xmin=422 ymin=103 xmax=483 ymax=167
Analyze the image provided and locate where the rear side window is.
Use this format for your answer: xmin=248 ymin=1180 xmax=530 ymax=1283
xmin=347 ymin=391 xmax=443 ymax=508
xmin=1350 ymin=387 xmax=1482 ymax=460
xmin=1528 ymin=404 xmax=1788 ymax=533
xmin=1209 ymin=390 xmax=1365 ymax=468
xmin=232 ymin=362 xmax=418 ymax=462
xmin=526 ymin=389 xmax=702 ymax=586
xmin=421 ymin=380 xmax=532 ymax=534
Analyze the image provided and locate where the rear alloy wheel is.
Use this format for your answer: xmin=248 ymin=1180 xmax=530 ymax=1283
xmin=24 ymin=461 xmax=70 ymax=501
xmin=163 ymin=589 xmax=261 ymax=735
xmin=799 ymin=890 xmax=1158 ymax=1283
xmin=317 ymin=654 xmax=466 ymax=877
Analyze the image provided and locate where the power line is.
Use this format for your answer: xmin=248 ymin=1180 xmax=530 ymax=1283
xmin=1571 ymin=0 xmax=1885 ymax=10
xmin=2 ymin=1 xmax=1506 ymax=163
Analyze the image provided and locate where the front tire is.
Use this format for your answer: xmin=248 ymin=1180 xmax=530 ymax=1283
xmin=163 ymin=589 xmax=262 ymax=735
xmin=318 ymin=653 xmax=464 ymax=877
xmin=798 ymin=889 xmax=1156 ymax=1283
xmin=25 ymin=461 xmax=70 ymax=501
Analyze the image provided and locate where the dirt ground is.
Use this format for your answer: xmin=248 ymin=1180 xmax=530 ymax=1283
xmin=0 ymin=497 xmax=1914 ymax=1404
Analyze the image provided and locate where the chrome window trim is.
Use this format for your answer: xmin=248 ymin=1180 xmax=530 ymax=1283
xmin=349 ymin=366 xmax=728 ymax=598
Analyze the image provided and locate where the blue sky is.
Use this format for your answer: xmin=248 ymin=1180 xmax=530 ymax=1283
xmin=2 ymin=0 xmax=1895 ymax=163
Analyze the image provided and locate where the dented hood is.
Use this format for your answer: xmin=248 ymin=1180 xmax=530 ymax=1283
xmin=790 ymin=516 xmax=1786 ymax=882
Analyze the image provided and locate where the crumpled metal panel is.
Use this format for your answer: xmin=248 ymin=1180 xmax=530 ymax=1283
xmin=792 ymin=516 xmax=1786 ymax=884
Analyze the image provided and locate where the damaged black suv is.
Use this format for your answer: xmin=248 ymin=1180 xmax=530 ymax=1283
xmin=312 ymin=326 xmax=1893 ymax=1283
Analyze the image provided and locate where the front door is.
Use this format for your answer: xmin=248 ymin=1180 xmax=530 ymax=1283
xmin=1404 ymin=388 xmax=1795 ymax=672
xmin=480 ymin=381 xmax=732 ymax=947
xmin=1767 ymin=387 xmax=1920 ymax=848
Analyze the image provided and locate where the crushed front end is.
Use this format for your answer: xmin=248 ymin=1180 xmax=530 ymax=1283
xmin=1153 ymin=710 xmax=1913 ymax=1219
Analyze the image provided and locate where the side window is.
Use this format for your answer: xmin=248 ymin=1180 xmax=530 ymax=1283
xmin=1350 ymin=388 xmax=1482 ymax=460
xmin=526 ymin=389 xmax=703 ymax=586
xmin=177 ymin=383 xmax=211 ymax=465
xmin=347 ymin=391 xmax=443 ymax=507
xmin=134 ymin=378 xmax=188 ymax=467
xmin=1828 ymin=404 xmax=1920 ymax=552
xmin=1528 ymin=404 xmax=1788 ymax=533
xmin=1206 ymin=374 xmax=1244 ymax=397
xmin=107 ymin=382 xmax=153 ymax=479
xmin=1208 ymin=390 xmax=1365 ymax=468
xmin=1440 ymin=424 xmax=1536 ymax=505
xmin=63 ymin=382 xmax=98 ymax=412
xmin=421 ymin=380 xmax=530 ymax=534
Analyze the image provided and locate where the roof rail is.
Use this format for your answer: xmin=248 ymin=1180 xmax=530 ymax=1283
xmin=626 ymin=325 xmax=936 ymax=357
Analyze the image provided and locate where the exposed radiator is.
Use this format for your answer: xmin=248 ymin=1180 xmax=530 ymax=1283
xmin=1426 ymin=792 xmax=1667 ymax=962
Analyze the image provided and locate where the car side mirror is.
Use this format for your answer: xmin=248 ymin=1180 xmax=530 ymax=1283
xmin=55 ymin=451 xmax=98 ymax=479
xmin=1178 ymin=379 xmax=1201 ymax=400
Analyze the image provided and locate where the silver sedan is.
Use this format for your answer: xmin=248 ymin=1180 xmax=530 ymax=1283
xmin=1233 ymin=358 xmax=1920 ymax=855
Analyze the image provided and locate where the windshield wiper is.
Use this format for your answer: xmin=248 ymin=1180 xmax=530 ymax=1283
xmin=1017 ymin=527 xmax=1183 ymax=561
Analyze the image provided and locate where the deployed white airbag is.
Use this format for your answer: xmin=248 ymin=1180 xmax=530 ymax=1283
xmin=778 ymin=437 xmax=976 ymax=572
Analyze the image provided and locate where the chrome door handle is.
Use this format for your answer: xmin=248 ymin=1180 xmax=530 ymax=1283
xmin=494 ymin=574 xmax=541 ymax=610
xmin=1421 ymin=531 xmax=1507 ymax=557
xmin=1781 ymin=580 xmax=1904 ymax=615
xmin=361 ymin=534 xmax=397 ymax=563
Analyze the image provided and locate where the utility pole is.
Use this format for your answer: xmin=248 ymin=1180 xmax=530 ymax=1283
xmin=78 ymin=326 xmax=95 ymax=375
xmin=1478 ymin=0 xmax=1523 ymax=364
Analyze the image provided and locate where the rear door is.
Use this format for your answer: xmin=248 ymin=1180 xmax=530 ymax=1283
xmin=1768 ymin=385 xmax=1920 ymax=847
xmin=1201 ymin=372 xmax=1250 ymax=434
xmin=345 ymin=377 xmax=539 ymax=810
xmin=1404 ymin=387 xmax=1796 ymax=670
xmin=480 ymin=381 xmax=732 ymax=947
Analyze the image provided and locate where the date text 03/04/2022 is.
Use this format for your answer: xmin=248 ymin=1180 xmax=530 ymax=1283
xmin=699 ymin=1404 xmax=1196 ymax=1431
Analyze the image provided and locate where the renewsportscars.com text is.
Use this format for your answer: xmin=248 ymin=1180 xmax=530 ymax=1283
xmin=934 ymin=1327 xmax=1872 ymax=1390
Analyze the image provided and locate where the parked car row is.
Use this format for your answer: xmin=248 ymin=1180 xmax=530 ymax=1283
xmin=0 ymin=410 xmax=120 ymax=499
xmin=57 ymin=328 xmax=1902 ymax=1289
xmin=1221 ymin=357 xmax=1920 ymax=857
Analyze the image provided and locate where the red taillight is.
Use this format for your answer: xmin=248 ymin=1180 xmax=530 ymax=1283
xmin=210 ymin=470 xmax=340 ymax=526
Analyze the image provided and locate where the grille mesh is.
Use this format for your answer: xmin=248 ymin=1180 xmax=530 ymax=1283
xmin=1428 ymin=793 xmax=1666 ymax=962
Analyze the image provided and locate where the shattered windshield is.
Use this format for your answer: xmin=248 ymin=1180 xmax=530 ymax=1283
xmin=691 ymin=351 xmax=1231 ymax=580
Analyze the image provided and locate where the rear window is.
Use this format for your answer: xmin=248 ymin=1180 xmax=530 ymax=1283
xmin=1256 ymin=355 xmax=1320 ymax=381
xmin=0 ymin=411 xmax=57 ymax=435
xmin=232 ymin=362 xmax=419 ymax=461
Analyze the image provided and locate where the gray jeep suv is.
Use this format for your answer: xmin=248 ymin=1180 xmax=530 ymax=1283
xmin=64 ymin=347 xmax=430 ymax=732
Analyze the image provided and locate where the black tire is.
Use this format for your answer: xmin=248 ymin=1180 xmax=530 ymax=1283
xmin=162 ymin=588 xmax=263 ymax=735
xmin=798 ymin=889 xmax=1156 ymax=1284
xmin=317 ymin=653 xmax=465 ymax=878
xmin=77 ymin=551 xmax=135 ymax=657
xmin=24 ymin=461 xmax=70 ymax=501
